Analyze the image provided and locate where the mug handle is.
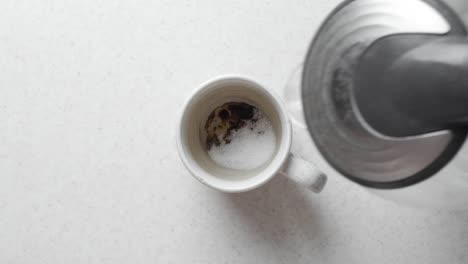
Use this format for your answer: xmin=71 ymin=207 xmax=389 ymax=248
xmin=280 ymin=154 xmax=327 ymax=193
xmin=280 ymin=63 xmax=327 ymax=193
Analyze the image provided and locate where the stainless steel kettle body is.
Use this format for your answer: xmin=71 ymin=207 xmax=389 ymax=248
xmin=446 ymin=0 xmax=468 ymax=25
xmin=301 ymin=0 xmax=468 ymax=210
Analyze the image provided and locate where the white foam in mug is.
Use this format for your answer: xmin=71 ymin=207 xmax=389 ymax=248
xmin=177 ymin=76 xmax=327 ymax=193
xmin=207 ymin=104 xmax=277 ymax=171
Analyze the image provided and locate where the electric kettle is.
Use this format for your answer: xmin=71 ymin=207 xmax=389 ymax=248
xmin=299 ymin=0 xmax=468 ymax=209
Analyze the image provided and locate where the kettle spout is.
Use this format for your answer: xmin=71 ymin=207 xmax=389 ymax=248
xmin=354 ymin=34 xmax=468 ymax=137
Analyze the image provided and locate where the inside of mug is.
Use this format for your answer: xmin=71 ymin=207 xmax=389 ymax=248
xmin=179 ymin=78 xmax=291 ymax=192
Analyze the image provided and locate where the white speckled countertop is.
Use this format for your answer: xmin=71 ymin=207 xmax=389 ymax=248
xmin=1 ymin=0 xmax=468 ymax=263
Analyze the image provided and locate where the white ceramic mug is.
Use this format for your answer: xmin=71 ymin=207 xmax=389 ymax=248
xmin=177 ymin=76 xmax=327 ymax=193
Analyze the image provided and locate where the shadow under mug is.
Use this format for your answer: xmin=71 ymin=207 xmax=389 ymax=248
xmin=177 ymin=76 xmax=327 ymax=193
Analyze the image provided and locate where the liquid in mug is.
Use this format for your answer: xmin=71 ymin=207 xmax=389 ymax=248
xmin=205 ymin=102 xmax=277 ymax=171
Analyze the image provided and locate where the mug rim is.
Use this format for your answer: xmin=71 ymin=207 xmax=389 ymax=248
xmin=176 ymin=75 xmax=292 ymax=192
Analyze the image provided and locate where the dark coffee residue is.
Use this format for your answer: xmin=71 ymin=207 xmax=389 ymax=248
xmin=205 ymin=102 xmax=259 ymax=150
